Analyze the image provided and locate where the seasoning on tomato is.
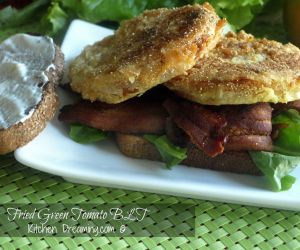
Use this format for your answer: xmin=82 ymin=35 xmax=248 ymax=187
xmin=284 ymin=0 xmax=300 ymax=47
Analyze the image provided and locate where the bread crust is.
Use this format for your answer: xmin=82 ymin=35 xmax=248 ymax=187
xmin=70 ymin=4 xmax=225 ymax=104
xmin=0 ymin=46 xmax=64 ymax=154
xmin=0 ymin=83 xmax=58 ymax=154
xmin=166 ymin=31 xmax=300 ymax=105
xmin=48 ymin=45 xmax=65 ymax=84
xmin=116 ymin=133 xmax=262 ymax=175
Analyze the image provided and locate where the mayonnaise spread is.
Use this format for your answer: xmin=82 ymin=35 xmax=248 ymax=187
xmin=0 ymin=34 xmax=55 ymax=129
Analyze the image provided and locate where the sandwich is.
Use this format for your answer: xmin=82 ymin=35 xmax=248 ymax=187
xmin=59 ymin=4 xmax=300 ymax=191
xmin=0 ymin=33 xmax=64 ymax=154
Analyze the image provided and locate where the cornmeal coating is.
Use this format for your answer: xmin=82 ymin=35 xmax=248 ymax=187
xmin=166 ymin=31 xmax=300 ymax=105
xmin=70 ymin=3 xmax=225 ymax=103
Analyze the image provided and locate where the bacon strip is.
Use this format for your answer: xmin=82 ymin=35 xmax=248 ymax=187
xmin=164 ymin=99 xmax=226 ymax=157
xmin=164 ymin=99 xmax=273 ymax=157
xmin=225 ymin=135 xmax=273 ymax=151
xmin=221 ymin=103 xmax=272 ymax=136
xmin=59 ymin=100 xmax=167 ymax=134
xmin=59 ymin=95 xmax=275 ymax=157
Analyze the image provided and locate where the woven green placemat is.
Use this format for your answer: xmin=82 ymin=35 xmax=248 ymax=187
xmin=0 ymin=154 xmax=299 ymax=250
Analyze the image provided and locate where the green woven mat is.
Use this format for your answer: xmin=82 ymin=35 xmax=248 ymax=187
xmin=0 ymin=154 xmax=300 ymax=250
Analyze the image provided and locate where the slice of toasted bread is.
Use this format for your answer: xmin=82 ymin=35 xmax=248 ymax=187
xmin=0 ymin=83 xmax=58 ymax=154
xmin=116 ymin=133 xmax=262 ymax=175
xmin=0 ymin=44 xmax=64 ymax=154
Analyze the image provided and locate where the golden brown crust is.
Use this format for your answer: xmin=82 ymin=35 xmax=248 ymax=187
xmin=0 ymin=83 xmax=58 ymax=154
xmin=116 ymin=133 xmax=261 ymax=175
xmin=166 ymin=31 xmax=300 ymax=105
xmin=70 ymin=3 xmax=225 ymax=104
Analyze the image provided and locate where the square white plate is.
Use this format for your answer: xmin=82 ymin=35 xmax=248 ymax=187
xmin=15 ymin=20 xmax=300 ymax=211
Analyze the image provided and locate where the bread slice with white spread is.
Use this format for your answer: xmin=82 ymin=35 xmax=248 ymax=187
xmin=0 ymin=34 xmax=64 ymax=154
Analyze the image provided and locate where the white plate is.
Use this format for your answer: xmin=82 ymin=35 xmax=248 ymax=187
xmin=15 ymin=20 xmax=300 ymax=211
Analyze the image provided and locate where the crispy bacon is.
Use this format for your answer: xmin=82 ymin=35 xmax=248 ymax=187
xmin=225 ymin=135 xmax=273 ymax=151
xmin=59 ymin=99 xmax=167 ymax=134
xmin=221 ymin=104 xmax=272 ymax=136
xmin=164 ymin=99 xmax=226 ymax=157
xmin=59 ymin=94 xmax=277 ymax=157
xmin=164 ymin=99 xmax=273 ymax=157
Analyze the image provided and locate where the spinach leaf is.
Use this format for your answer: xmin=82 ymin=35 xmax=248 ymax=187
xmin=69 ymin=124 xmax=108 ymax=144
xmin=272 ymin=109 xmax=300 ymax=156
xmin=144 ymin=134 xmax=187 ymax=169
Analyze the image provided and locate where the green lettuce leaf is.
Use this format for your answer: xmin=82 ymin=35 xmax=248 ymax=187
xmin=0 ymin=0 xmax=68 ymax=42
xmin=249 ymin=109 xmax=300 ymax=191
xmin=0 ymin=0 xmax=50 ymax=42
xmin=59 ymin=0 xmax=189 ymax=23
xmin=249 ymin=151 xmax=298 ymax=191
xmin=66 ymin=0 xmax=146 ymax=23
xmin=143 ymin=134 xmax=187 ymax=169
xmin=245 ymin=0 xmax=286 ymax=42
xmin=69 ymin=124 xmax=108 ymax=144
xmin=194 ymin=0 xmax=269 ymax=30
xmin=0 ymin=0 xmax=49 ymax=27
xmin=0 ymin=0 xmax=272 ymax=43
xmin=41 ymin=2 xmax=68 ymax=36
xmin=272 ymin=109 xmax=300 ymax=156
xmin=145 ymin=0 xmax=189 ymax=9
